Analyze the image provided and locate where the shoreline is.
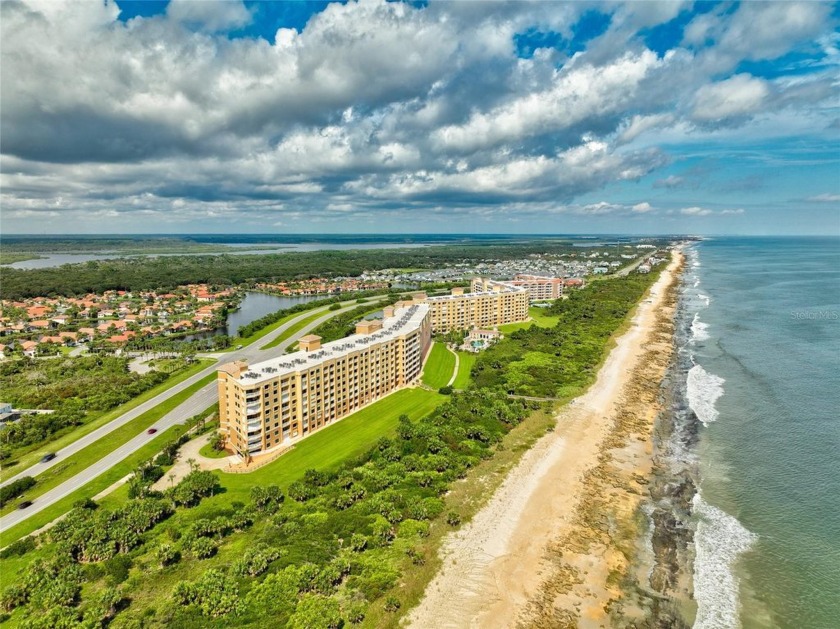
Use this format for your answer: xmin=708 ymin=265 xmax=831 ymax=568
xmin=406 ymin=250 xmax=684 ymax=628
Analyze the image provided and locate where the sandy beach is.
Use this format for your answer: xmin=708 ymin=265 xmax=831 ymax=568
xmin=406 ymin=250 xmax=683 ymax=629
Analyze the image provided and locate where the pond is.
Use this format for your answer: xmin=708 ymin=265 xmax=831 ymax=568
xmin=224 ymin=292 xmax=324 ymax=336
xmin=179 ymin=292 xmax=325 ymax=344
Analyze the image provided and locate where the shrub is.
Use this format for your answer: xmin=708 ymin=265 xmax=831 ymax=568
xmin=231 ymin=545 xmax=281 ymax=577
xmin=446 ymin=511 xmax=462 ymax=526
xmin=438 ymin=385 xmax=453 ymax=395
xmin=384 ymin=596 xmax=401 ymax=612
xmin=156 ymin=544 xmax=180 ymax=568
xmin=0 ymin=536 xmax=36 ymax=559
xmin=346 ymin=602 xmax=367 ymax=624
xmin=72 ymin=498 xmax=98 ymax=511
xmin=191 ymin=537 xmax=218 ymax=559
xmin=170 ymin=470 xmax=219 ymax=507
xmin=103 ymin=555 xmax=133 ymax=585
xmin=0 ymin=584 xmax=27 ymax=612
xmin=154 ymin=453 xmax=174 ymax=467
xmin=289 ymin=594 xmax=342 ymax=629
xmin=250 ymin=485 xmax=283 ymax=511
xmin=406 ymin=547 xmax=425 ymax=565
xmin=349 ymin=533 xmax=368 ymax=552
xmin=287 ymin=481 xmax=314 ymax=502
xmin=0 ymin=476 xmax=35 ymax=507
xmin=173 ymin=570 xmax=241 ymax=618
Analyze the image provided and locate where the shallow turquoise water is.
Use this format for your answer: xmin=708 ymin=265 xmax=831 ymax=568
xmin=687 ymin=237 xmax=840 ymax=629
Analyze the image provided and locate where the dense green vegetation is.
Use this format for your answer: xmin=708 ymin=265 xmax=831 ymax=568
xmin=421 ymin=344 xmax=456 ymax=389
xmin=0 ymin=357 xmax=190 ymax=458
xmin=0 ymin=253 xmax=42 ymax=265
xmin=0 ymin=241 xmax=639 ymax=299
xmin=473 ymin=270 xmax=661 ymax=398
xmin=0 ymin=266 xmax=663 ymax=628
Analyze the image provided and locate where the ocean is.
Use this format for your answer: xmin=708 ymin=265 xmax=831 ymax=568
xmin=681 ymin=237 xmax=840 ymax=629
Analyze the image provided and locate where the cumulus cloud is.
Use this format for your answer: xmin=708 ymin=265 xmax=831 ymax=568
xmin=692 ymin=74 xmax=771 ymax=126
xmin=0 ymin=0 xmax=835 ymax=232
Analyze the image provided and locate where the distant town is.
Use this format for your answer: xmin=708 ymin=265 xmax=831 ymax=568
xmin=0 ymin=244 xmax=661 ymax=359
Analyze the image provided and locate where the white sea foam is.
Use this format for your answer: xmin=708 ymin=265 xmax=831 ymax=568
xmin=693 ymin=493 xmax=757 ymax=629
xmin=687 ymin=364 xmax=725 ymax=425
xmin=691 ymin=312 xmax=710 ymax=342
xmin=693 ymin=279 xmax=700 ymax=288
xmin=698 ymin=293 xmax=710 ymax=307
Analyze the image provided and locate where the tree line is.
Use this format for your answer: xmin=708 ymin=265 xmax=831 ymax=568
xmin=1 ymin=242 xmax=605 ymax=299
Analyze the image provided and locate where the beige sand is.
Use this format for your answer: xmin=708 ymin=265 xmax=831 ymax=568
xmin=406 ymin=251 xmax=682 ymax=629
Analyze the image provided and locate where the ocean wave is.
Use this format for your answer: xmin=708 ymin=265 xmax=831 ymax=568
xmin=693 ymin=493 xmax=757 ymax=629
xmin=698 ymin=293 xmax=710 ymax=306
xmin=691 ymin=313 xmax=710 ymax=342
xmin=686 ymin=364 xmax=725 ymax=425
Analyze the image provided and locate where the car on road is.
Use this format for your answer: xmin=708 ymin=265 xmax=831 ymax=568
xmin=18 ymin=500 xmax=33 ymax=509
xmin=40 ymin=452 xmax=56 ymax=463
xmin=236 ymin=344 xmax=243 ymax=349
xmin=147 ymin=428 xmax=158 ymax=435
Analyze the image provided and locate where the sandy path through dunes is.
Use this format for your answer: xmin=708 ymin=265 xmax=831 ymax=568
xmin=406 ymin=253 xmax=681 ymax=629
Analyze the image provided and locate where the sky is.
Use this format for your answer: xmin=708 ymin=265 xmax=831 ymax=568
xmin=1 ymin=0 xmax=838 ymax=236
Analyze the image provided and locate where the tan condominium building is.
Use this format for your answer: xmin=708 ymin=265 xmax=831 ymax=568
xmin=506 ymin=274 xmax=565 ymax=301
xmin=217 ymin=303 xmax=431 ymax=458
xmin=422 ymin=279 xmax=529 ymax=334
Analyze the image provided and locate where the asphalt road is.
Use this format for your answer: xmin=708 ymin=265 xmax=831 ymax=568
xmin=0 ymin=300 xmax=381 ymax=532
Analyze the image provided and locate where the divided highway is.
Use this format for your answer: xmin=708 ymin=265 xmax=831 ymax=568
xmin=0 ymin=300 xmax=382 ymax=533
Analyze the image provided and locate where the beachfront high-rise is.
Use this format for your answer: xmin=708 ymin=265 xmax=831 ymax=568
xmin=504 ymin=274 xmax=565 ymax=301
xmin=217 ymin=304 xmax=431 ymax=458
xmin=423 ymin=279 xmax=529 ymax=333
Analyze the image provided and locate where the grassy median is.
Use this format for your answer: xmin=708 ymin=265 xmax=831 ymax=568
xmin=0 ymin=373 xmax=217 ymax=519
xmin=0 ymin=359 xmax=215 ymax=483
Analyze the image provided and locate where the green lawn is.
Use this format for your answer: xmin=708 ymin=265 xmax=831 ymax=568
xmin=0 ymin=373 xmax=218 ymax=519
xmin=0 ymin=359 xmax=215 ymax=482
xmin=498 ymin=305 xmax=560 ymax=334
xmin=198 ymin=441 xmax=229 ymax=459
xmin=259 ymin=308 xmax=330 ymax=350
xmin=216 ymin=387 xmax=443 ymax=500
xmin=452 ymin=351 xmax=477 ymax=390
xmin=421 ymin=342 xmax=457 ymax=389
